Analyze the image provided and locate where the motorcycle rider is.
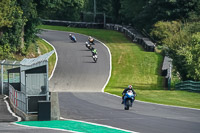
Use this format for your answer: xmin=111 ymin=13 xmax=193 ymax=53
xmin=121 ymin=85 xmax=136 ymax=104
xmin=69 ymin=34 xmax=76 ymax=41
xmin=69 ymin=34 xmax=73 ymax=38
xmin=86 ymin=42 xmax=93 ymax=50
xmin=88 ymin=36 xmax=94 ymax=44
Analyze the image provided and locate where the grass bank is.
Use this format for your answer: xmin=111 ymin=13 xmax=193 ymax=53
xmin=36 ymin=38 xmax=56 ymax=77
xmin=4 ymin=37 xmax=55 ymax=78
xmin=38 ymin=25 xmax=200 ymax=109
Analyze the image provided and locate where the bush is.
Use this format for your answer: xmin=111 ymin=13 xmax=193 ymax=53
xmin=3 ymin=44 xmax=12 ymax=59
xmin=150 ymin=21 xmax=181 ymax=45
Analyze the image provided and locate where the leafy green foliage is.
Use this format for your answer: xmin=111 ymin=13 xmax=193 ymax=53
xmin=182 ymin=32 xmax=200 ymax=80
xmin=165 ymin=24 xmax=200 ymax=81
xmin=17 ymin=0 xmax=41 ymax=44
xmin=0 ymin=0 xmax=13 ymax=29
xmin=0 ymin=0 xmax=42 ymax=58
xmin=37 ymin=0 xmax=85 ymax=21
xmin=120 ymin=0 xmax=148 ymax=24
xmin=3 ymin=44 xmax=12 ymax=58
xmin=0 ymin=0 xmax=25 ymax=55
xmin=150 ymin=21 xmax=181 ymax=45
xmin=111 ymin=0 xmax=121 ymax=23
xmin=0 ymin=46 xmax=3 ymax=59
xmin=130 ymin=0 xmax=200 ymax=31
xmin=151 ymin=20 xmax=200 ymax=81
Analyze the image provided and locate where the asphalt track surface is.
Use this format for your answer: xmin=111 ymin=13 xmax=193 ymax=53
xmin=0 ymin=123 xmax=71 ymax=133
xmin=39 ymin=30 xmax=200 ymax=133
xmin=1 ymin=30 xmax=200 ymax=133
xmin=0 ymin=95 xmax=71 ymax=133
xmin=39 ymin=30 xmax=110 ymax=92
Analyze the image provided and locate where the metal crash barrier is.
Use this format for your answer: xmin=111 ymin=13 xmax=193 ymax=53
xmin=42 ymin=20 xmax=156 ymax=52
xmin=43 ymin=20 xmax=104 ymax=29
xmin=106 ymin=24 xmax=155 ymax=52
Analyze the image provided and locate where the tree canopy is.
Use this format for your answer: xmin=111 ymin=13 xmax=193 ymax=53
xmin=0 ymin=0 xmax=200 ymax=80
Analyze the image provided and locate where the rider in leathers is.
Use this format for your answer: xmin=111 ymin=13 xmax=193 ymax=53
xmin=121 ymin=85 xmax=136 ymax=104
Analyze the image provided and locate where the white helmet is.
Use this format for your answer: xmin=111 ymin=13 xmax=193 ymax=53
xmin=128 ymin=85 xmax=132 ymax=89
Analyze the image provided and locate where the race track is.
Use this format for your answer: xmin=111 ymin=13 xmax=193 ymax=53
xmin=38 ymin=30 xmax=110 ymax=92
xmin=39 ymin=30 xmax=200 ymax=133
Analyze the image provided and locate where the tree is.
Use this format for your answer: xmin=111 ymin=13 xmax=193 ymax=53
xmin=129 ymin=0 xmax=200 ymax=32
xmin=39 ymin=0 xmax=85 ymax=21
xmin=0 ymin=0 xmax=13 ymax=29
xmin=151 ymin=20 xmax=200 ymax=81
xmin=120 ymin=0 xmax=148 ymax=25
xmin=150 ymin=21 xmax=181 ymax=45
xmin=17 ymin=0 xmax=40 ymax=45
xmin=170 ymin=32 xmax=200 ymax=81
xmin=0 ymin=0 xmax=25 ymax=56
xmin=111 ymin=0 xmax=121 ymax=23
xmin=132 ymin=0 xmax=178 ymax=31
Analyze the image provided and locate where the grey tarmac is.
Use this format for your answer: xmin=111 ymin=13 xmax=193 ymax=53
xmin=39 ymin=30 xmax=200 ymax=133
xmin=1 ymin=30 xmax=200 ymax=133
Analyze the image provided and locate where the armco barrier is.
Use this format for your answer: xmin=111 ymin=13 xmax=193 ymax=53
xmin=162 ymin=56 xmax=172 ymax=76
xmin=175 ymin=80 xmax=200 ymax=92
xmin=42 ymin=20 xmax=155 ymax=52
xmin=161 ymin=56 xmax=172 ymax=89
xmin=105 ymin=24 xmax=155 ymax=52
xmin=43 ymin=20 xmax=104 ymax=29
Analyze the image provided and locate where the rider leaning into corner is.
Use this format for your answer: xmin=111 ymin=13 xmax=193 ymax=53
xmin=69 ymin=34 xmax=72 ymax=38
xmin=88 ymin=36 xmax=94 ymax=44
xmin=121 ymin=85 xmax=136 ymax=104
xmin=69 ymin=34 xmax=75 ymax=39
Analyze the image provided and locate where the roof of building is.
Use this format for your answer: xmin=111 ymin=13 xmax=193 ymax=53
xmin=20 ymin=50 xmax=54 ymax=66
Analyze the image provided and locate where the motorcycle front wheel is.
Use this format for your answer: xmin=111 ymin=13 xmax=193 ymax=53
xmin=124 ymin=100 xmax=131 ymax=110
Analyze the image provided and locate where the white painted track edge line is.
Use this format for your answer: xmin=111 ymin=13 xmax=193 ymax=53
xmin=41 ymin=39 xmax=58 ymax=81
xmin=97 ymin=40 xmax=112 ymax=93
xmin=3 ymin=39 xmax=57 ymax=124
xmin=42 ymin=29 xmax=200 ymax=111
xmin=104 ymin=92 xmax=200 ymax=111
xmin=12 ymin=123 xmax=81 ymax=133
xmin=59 ymin=30 xmax=112 ymax=93
xmin=3 ymin=95 xmax=22 ymax=122
xmin=60 ymin=117 xmax=139 ymax=133
xmin=3 ymin=38 xmax=58 ymax=124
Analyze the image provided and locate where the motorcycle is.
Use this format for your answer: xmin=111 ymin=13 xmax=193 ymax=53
xmin=123 ymin=90 xmax=135 ymax=110
xmin=85 ymin=42 xmax=93 ymax=50
xmin=92 ymin=54 xmax=98 ymax=63
xmin=69 ymin=35 xmax=77 ymax=42
xmin=91 ymin=48 xmax=97 ymax=56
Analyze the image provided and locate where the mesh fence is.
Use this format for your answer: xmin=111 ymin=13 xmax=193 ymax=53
xmin=175 ymin=80 xmax=200 ymax=92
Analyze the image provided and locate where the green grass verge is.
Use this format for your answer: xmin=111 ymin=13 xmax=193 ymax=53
xmin=36 ymin=38 xmax=56 ymax=77
xmin=38 ymin=25 xmax=200 ymax=109
xmin=2 ymin=38 xmax=55 ymax=81
xmin=12 ymin=38 xmax=55 ymax=78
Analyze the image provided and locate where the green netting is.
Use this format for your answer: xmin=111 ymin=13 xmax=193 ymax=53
xmin=175 ymin=80 xmax=200 ymax=92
